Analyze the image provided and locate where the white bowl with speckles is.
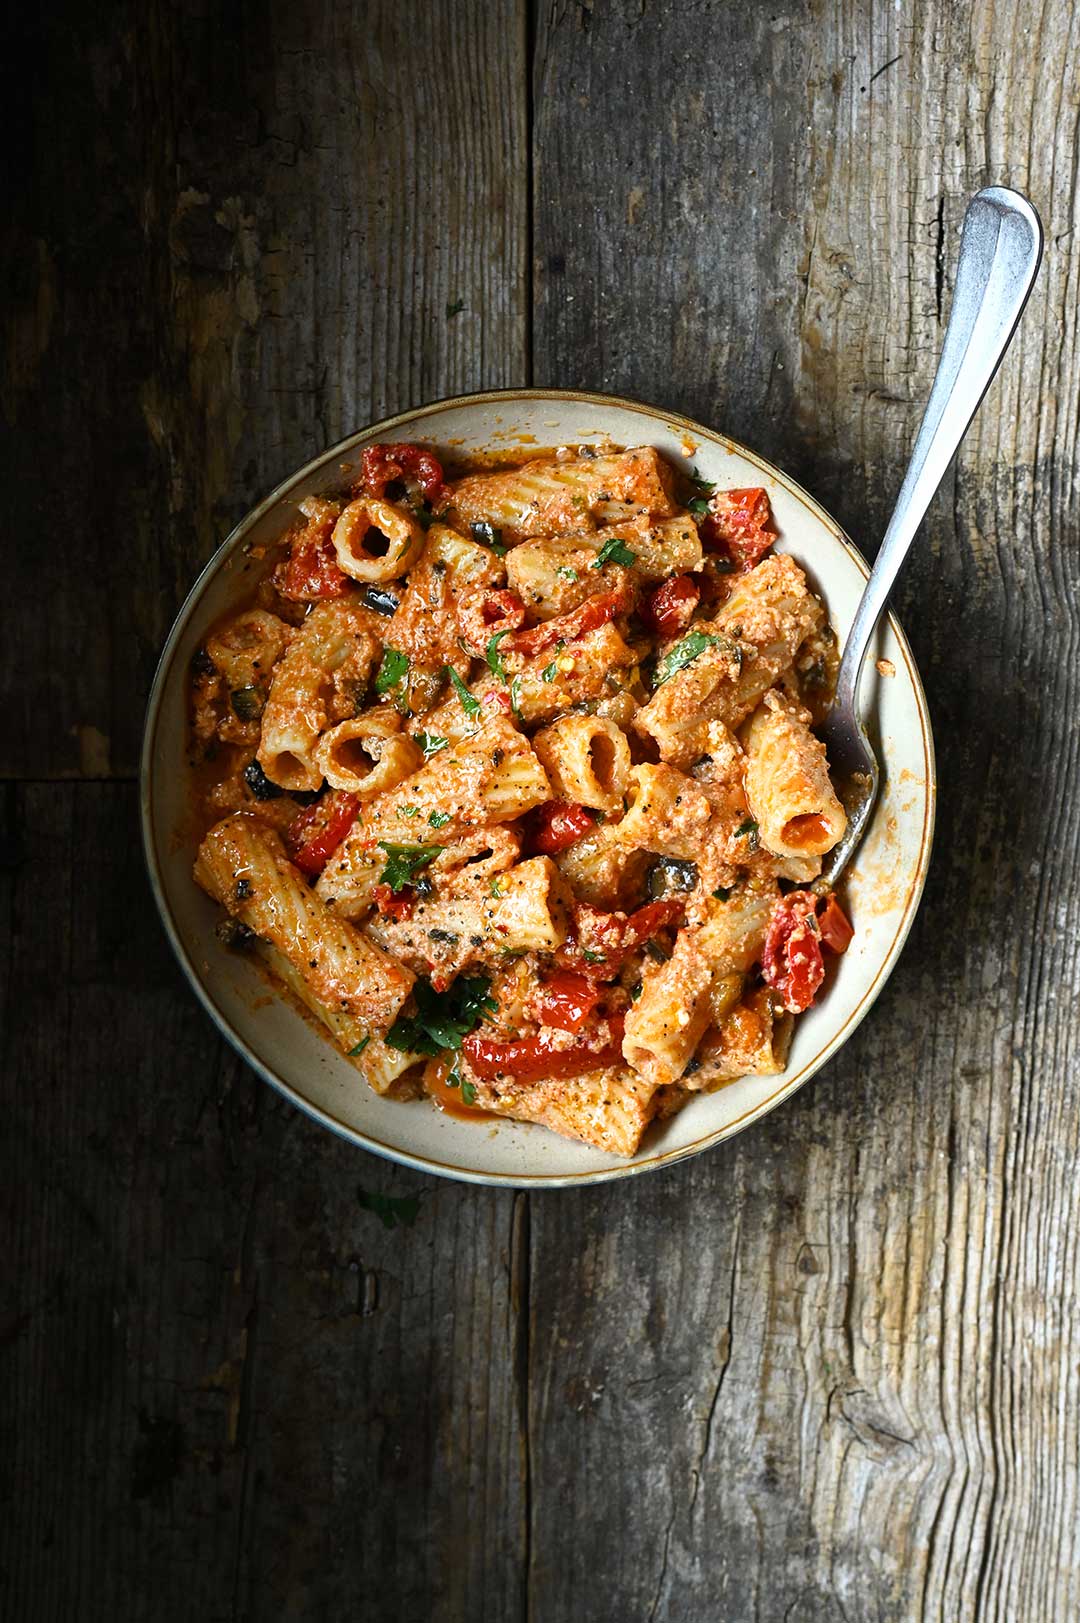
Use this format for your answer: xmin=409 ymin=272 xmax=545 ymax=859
xmin=141 ymin=390 xmax=935 ymax=1187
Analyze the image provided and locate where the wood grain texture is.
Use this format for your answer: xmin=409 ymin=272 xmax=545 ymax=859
xmin=5 ymin=0 xmax=1080 ymax=1618
xmin=0 ymin=783 xmax=526 ymax=1622
xmin=1 ymin=0 xmax=528 ymax=779
xmin=529 ymin=0 xmax=1080 ymax=1618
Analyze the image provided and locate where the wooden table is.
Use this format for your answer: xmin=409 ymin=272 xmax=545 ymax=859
xmin=5 ymin=2 xmax=1079 ymax=1617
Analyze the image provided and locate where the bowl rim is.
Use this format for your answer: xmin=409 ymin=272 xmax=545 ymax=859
xmin=140 ymin=386 xmax=937 ymax=1188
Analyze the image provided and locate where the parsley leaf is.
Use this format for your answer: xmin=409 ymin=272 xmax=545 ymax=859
xmin=446 ymin=666 xmax=481 ymax=722
xmin=652 ymin=630 xmax=722 ymax=688
xmin=487 ymin=629 xmax=510 ymax=682
xmin=375 ymin=647 xmax=409 ymax=695
xmin=490 ymin=877 xmax=504 ymax=898
xmin=510 ymin=674 xmax=524 ymax=719
xmin=470 ymin=521 xmax=507 ymax=558
xmin=712 ymin=886 xmax=732 ymax=903
xmin=556 ymin=566 xmax=579 ymax=582
xmin=414 ymin=731 xmax=449 ymax=758
xmin=689 ymin=465 xmax=715 ymax=493
xmin=377 ymin=841 xmax=444 ymax=893
xmin=357 ymin=1186 xmax=422 ymax=1230
xmin=593 ymin=535 xmax=637 ymax=569
xmin=541 ymin=661 xmax=558 ymax=683
xmin=687 ymin=497 xmax=711 ymax=516
xmin=429 ymin=809 xmax=451 ymax=828
xmin=733 ymin=818 xmax=759 ymax=850
xmin=349 ymin=1034 xmax=371 ymax=1056
xmin=461 ymin=1080 xmax=478 ymax=1106
xmin=386 ymin=974 xmax=497 ymax=1057
xmin=582 ymin=949 xmax=605 ymax=964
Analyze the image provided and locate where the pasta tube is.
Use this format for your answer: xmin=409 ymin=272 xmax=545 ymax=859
xmin=532 ymin=716 xmax=630 ymax=811
xmin=332 ymin=496 xmax=426 ymax=583
xmin=194 ymin=813 xmax=414 ymax=1031
xmin=743 ymin=693 xmax=847 ymax=857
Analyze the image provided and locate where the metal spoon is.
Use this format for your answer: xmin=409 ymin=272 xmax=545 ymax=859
xmin=817 ymin=187 xmax=1043 ymax=889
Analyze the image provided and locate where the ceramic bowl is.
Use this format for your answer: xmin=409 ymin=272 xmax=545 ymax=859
xmin=141 ymin=389 xmax=935 ymax=1187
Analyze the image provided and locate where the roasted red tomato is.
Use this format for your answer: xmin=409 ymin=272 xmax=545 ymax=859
xmin=533 ymin=971 xmax=602 ymax=1033
xmin=508 ymin=587 xmax=629 ymax=658
xmin=458 ymin=586 xmax=527 ymax=656
xmin=528 ymin=801 xmax=596 ymax=855
xmin=817 ymin=893 xmax=854 ymax=954
xmin=274 ymin=505 xmax=350 ymax=601
xmin=642 ymin=574 xmax=700 ymax=639
xmin=360 ymin=442 xmax=448 ymax=507
xmin=700 ymin=487 xmax=776 ymax=572
xmin=558 ymin=898 xmax=685 ymax=979
xmin=463 ymin=1015 xmax=625 ymax=1085
xmin=287 ymin=791 xmax=360 ymax=876
xmin=761 ymin=890 xmax=824 ymax=1013
xmin=371 ymin=883 xmax=416 ymax=922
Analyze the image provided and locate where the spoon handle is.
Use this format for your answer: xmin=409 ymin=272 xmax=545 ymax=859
xmin=833 ymin=187 xmax=1043 ymax=717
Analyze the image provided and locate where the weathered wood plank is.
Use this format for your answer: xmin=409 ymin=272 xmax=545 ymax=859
xmin=1 ymin=0 xmax=528 ymax=780
xmin=528 ymin=1 xmax=1080 ymax=1618
xmin=0 ymin=782 xmax=526 ymax=1621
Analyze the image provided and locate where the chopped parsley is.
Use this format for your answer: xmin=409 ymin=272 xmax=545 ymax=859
xmin=377 ymin=841 xmax=444 ymax=893
xmin=470 ymin=521 xmax=507 ymax=558
xmin=593 ymin=535 xmax=637 ymax=569
xmin=357 ymin=1186 xmax=422 ymax=1230
xmin=375 ymin=647 xmax=409 ymax=695
xmin=541 ymin=660 xmax=559 ymax=683
xmin=510 ymin=674 xmax=524 ymax=718
xmin=446 ymin=665 xmax=481 ymax=722
xmin=490 ymin=877 xmax=504 ymax=899
xmin=689 ymin=465 xmax=715 ymax=493
xmin=733 ymin=818 xmax=760 ymax=852
xmin=414 ymin=731 xmax=449 ymax=758
xmin=486 ymin=629 xmax=510 ymax=682
xmin=687 ymin=497 xmax=711 ymax=516
xmin=461 ymin=1080 xmax=478 ymax=1106
xmin=349 ymin=1035 xmax=371 ymax=1056
xmin=652 ymin=630 xmax=725 ymax=688
xmin=630 ymin=980 xmax=643 ymax=1001
xmin=429 ymin=809 xmax=451 ymax=828
xmin=556 ymin=566 xmax=579 ymax=582
xmin=386 ymin=974 xmax=497 ymax=1056
xmin=712 ymin=886 xmax=733 ymax=902
xmin=581 ymin=949 xmax=605 ymax=964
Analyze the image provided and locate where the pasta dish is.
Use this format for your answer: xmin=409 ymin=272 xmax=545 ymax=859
xmin=189 ymin=439 xmax=853 ymax=1156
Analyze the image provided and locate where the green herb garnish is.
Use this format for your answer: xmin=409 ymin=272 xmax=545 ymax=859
xmin=386 ymin=974 xmax=498 ymax=1056
xmin=429 ymin=810 xmax=451 ymax=828
xmin=349 ymin=1035 xmax=371 ymax=1056
xmin=490 ymin=877 xmax=504 ymax=899
xmin=652 ymin=630 xmax=723 ymax=688
xmin=487 ymin=629 xmax=510 ymax=683
xmin=556 ymin=566 xmax=579 ymax=582
xmin=687 ymin=497 xmax=711 ymax=516
xmin=733 ymin=818 xmax=759 ymax=841
xmin=414 ymin=731 xmax=449 ymax=758
xmin=541 ymin=661 xmax=558 ymax=683
xmin=689 ymin=465 xmax=715 ymax=493
xmin=461 ymin=1080 xmax=478 ymax=1106
xmin=593 ymin=535 xmax=637 ymax=569
xmin=377 ymin=841 xmax=445 ymax=893
xmin=510 ymin=674 xmax=524 ymax=718
xmin=357 ymin=1187 xmax=421 ymax=1230
xmin=446 ymin=666 xmax=482 ymax=722
xmin=375 ymin=647 xmax=409 ymax=695
xmin=582 ymin=949 xmax=605 ymax=964
xmin=712 ymin=886 xmax=732 ymax=902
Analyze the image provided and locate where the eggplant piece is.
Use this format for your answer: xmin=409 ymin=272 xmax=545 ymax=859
xmin=645 ymin=856 xmax=698 ymax=899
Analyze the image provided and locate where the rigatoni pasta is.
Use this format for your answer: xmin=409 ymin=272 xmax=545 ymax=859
xmin=188 ymin=436 xmax=854 ymax=1157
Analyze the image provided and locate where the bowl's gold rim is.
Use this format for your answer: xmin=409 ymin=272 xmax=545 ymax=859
xmin=140 ymin=387 xmax=937 ymax=1188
